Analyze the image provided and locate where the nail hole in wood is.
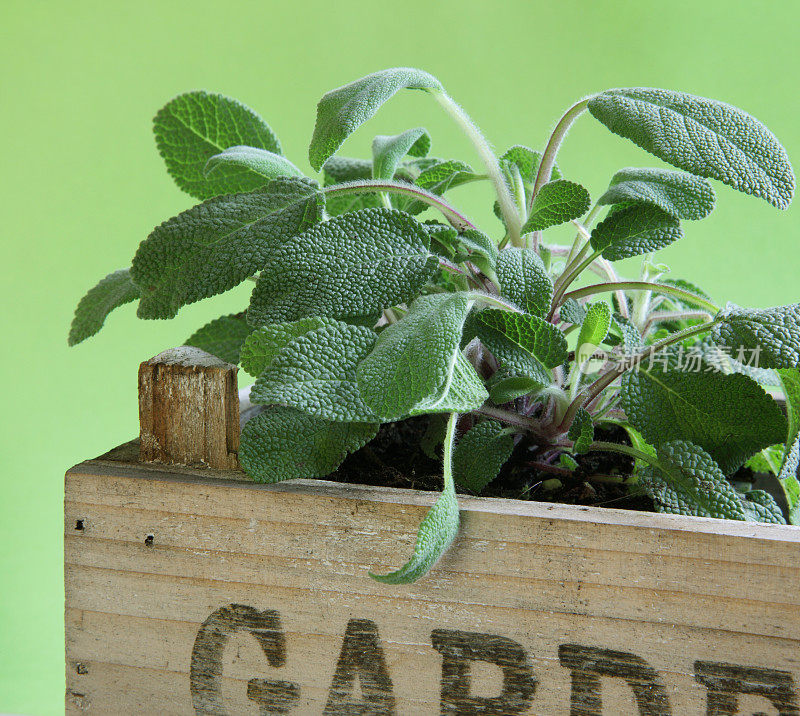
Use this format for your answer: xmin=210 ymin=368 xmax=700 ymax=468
xmin=75 ymin=519 xmax=84 ymax=531
xmin=144 ymin=534 xmax=154 ymax=547
xmin=75 ymin=663 xmax=88 ymax=675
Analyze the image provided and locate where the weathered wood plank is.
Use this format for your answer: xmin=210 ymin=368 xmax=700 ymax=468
xmin=65 ymin=457 xmax=800 ymax=714
xmin=138 ymin=347 xmax=239 ymax=469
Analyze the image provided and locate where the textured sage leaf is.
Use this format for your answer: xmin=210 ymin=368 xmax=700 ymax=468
xmin=475 ymin=310 xmax=567 ymax=369
xmin=453 ymin=421 xmax=514 ymax=492
xmin=397 ymin=160 xmax=480 ymax=215
xmin=372 ymin=128 xmax=430 ymax=180
xmin=712 ymin=303 xmax=800 ymax=370
xmin=205 ymin=146 xmax=303 ymax=182
xmin=611 ymin=313 xmax=642 ymax=352
xmin=357 ymin=293 xmax=487 ymax=420
xmin=559 ymin=298 xmax=586 ymax=326
xmin=439 ymin=228 xmax=498 ymax=282
xmin=777 ymin=368 xmax=800 ymax=524
xmin=488 ymin=373 xmax=545 ymax=404
xmin=560 ymin=454 xmax=579 ymax=471
xmin=500 ymin=145 xmax=560 ymax=186
xmin=68 ymin=268 xmax=139 ymax=346
xmin=185 ymin=313 xmax=253 ymax=364
xmin=746 ymin=445 xmax=784 ymax=476
xmin=475 ymin=324 xmax=551 ymax=387
xmin=154 ymin=91 xmax=281 ymax=200
xmin=250 ymin=322 xmax=379 ymax=422
xmin=621 ymin=368 xmax=787 ymax=473
xmin=371 ymin=413 xmax=460 ymax=584
xmin=248 ymin=207 xmax=437 ymax=326
xmin=640 ymin=441 xmax=747 ymax=519
xmin=239 ymin=406 xmax=377 ymax=482
xmin=576 ymin=302 xmax=611 ymax=361
xmin=494 ymin=146 xmax=561 ymax=221
xmin=590 ymin=203 xmax=683 ymax=261
xmin=567 ymin=409 xmax=594 ymax=454
xmin=417 ymin=159 xmax=479 ymax=193
xmin=523 ymin=179 xmax=590 ymax=232
xmin=132 ymin=177 xmax=323 ymax=319
xmin=495 ymin=248 xmax=553 ymax=318
xmin=369 ymin=471 xmax=459 ymax=584
xmin=588 ymin=88 xmax=795 ymax=209
xmin=309 ymin=68 xmax=442 ymax=171
xmin=598 ymin=168 xmax=715 ymax=220
xmin=240 ymin=317 xmax=333 ymax=377
xmin=741 ymin=490 xmax=787 ymax=524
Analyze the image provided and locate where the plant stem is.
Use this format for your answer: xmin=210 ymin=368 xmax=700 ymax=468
xmin=561 ymin=282 xmax=720 ymax=314
xmin=549 ymin=249 xmax=603 ymax=316
xmin=641 ymin=310 xmax=714 ymax=336
xmin=323 ymin=180 xmax=477 ymax=232
xmin=432 ymin=91 xmax=524 ymax=246
xmin=475 ymin=405 xmax=541 ymax=433
xmin=555 ymin=317 xmax=720 ymax=433
xmin=588 ymin=440 xmax=662 ymax=469
xmin=470 ymin=291 xmax=524 ymax=313
xmin=528 ymin=98 xmax=591 ymax=211
xmin=442 ymin=412 xmax=459 ymax=492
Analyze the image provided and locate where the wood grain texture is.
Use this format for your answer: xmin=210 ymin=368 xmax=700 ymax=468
xmin=65 ymin=455 xmax=800 ymax=715
xmin=138 ymin=347 xmax=239 ymax=469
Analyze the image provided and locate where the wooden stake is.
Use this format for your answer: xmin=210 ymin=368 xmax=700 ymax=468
xmin=138 ymin=346 xmax=239 ymax=469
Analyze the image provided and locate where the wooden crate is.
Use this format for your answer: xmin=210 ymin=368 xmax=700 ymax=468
xmin=65 ymin=349 xmax=800 ymax=714
xmin=65 ymin=445 xmax=800 ymax=715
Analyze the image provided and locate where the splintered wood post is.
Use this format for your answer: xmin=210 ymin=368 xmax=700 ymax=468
xmin=138 ymin=346 xmax=239 ymax=469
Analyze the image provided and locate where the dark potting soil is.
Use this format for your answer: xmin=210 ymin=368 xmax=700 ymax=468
xmin=330 ymin=417 xmax=655 ymax=510
xmin=331 ymin=416 xmax=766 ymax=512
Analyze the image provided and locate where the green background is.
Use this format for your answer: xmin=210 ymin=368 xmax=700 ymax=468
xmin=2 ymin=1 xmax=798 ymax=712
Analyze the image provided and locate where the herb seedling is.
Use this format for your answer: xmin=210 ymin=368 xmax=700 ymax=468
xmin=71 ymin=69 xmax=800 ymax=583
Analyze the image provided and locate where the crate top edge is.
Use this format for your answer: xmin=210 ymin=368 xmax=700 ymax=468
xmin=66 ymin=443 xmax=800 ymax=544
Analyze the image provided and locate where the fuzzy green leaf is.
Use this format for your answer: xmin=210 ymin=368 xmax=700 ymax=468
xmin=132 ymin=177 xmax=323 ymax=319
xmin=559 ymin=298 xmax=586 ymax=326
xmin=567 ymin=409 xmax=594 ymax=454
xmin=417 ymin=159 xmax=479 ymax=193
xmin=712 ymin=303 xmax=800 ymax=370
xmin=205 ymin=146 xmax=303 ymax=182
xmin=475 ymin=310 xmax=567 ymax=369
xmin=777 ymin=368 xmax=800 ymax=524
xmin=248 ymin=207 xmax=437 ymax=326
xmin=240 ymin=317 xmax=333 ymax=377
xmin=523 ymin=179 xmax=590 ymax=232
xmin=357 ymin=293 xmax=487 ymax=420
xmin=68 ymin=268 xmax=139 ymax=346
xmin=641 ymin=440 xmax=747 ymax=519
xmin=239 ymin=406 xmax=377 ymax=483
xmin=369 ymin=471 xmax=459 ymax=584
xmin=398 ymin=160 xmax=480 ymax=215
xmin=741 ymin=490 xmax=786 ymax=524
xmin=488 ymin=373 xmax=545 ymax=404
xmin=590 ymin=203 xmax=683 ymax=261
xmin=154 ymin=91 xmax=281 ymax=200
xmin=746 ymin=445 xmax=784 ymax=476
xmin=250 ymin=322 xmax=379 ymax=422
xmin=372 ymin=128 xmax=430 ymax=180
xmin=453 ymin=421 xmax=514 ymax=492
xmin=598 ymin=168 xmax=715 ymax=220
xmin=588 ymin=88 xmax=795 ymax=209
xmin=309 ymin=68 xmax=442 ymax=171
xmin=500 ymin=145 xmax=560 ymax=186
xmin=576 ymin=303 xmax=611 ymax=361
xmin=185 ymin=313 xmax=253 ymax=364
xmin=621 ymin=369 xmax=787 ymax=473
xmin=495 ymin=248 xmax=553 ymax=318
